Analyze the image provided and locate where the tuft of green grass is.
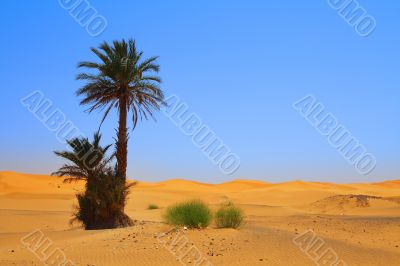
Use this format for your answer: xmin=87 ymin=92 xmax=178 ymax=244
xmin=164 ymin=200 xmax=212 ymax=229
xmin=147 ymin=204 xmax=159 ymax=210
xmin=215 ymin=203 xmax=245 ymax=229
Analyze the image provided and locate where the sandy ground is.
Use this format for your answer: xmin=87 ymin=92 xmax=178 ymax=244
xmin=0 ymin=171 xmax=399 ymax=265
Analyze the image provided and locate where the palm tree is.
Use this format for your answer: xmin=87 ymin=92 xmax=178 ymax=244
xmin=76 ymin=39 xmax=165 ymax=181
xmin=52 ymin=133 xmax=133 ymax=229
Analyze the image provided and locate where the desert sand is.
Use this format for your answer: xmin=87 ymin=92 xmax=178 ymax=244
xmin=0 ymin=171 xmax=399 ymax=265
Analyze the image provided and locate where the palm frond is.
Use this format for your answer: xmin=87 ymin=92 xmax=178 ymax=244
xmin=76 ymin=39 xmax=165 ymax=128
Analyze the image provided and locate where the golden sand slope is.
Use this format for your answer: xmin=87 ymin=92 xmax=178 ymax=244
xmin=0 ymin=171 xmax=399 ymax=265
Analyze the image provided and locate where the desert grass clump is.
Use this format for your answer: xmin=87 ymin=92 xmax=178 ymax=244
xmin=164 ymin=200 xmax=212 ymax=229
xmin=147 ymin=204 xmax=159 ymax=210
xmin=215 ymin=203 xmax=245 ymax=229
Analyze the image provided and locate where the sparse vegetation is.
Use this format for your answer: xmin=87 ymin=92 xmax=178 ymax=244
xmin=164 ymin=200 xmax=212 ymax=228
xmin=147 ymin=204 xmax=159 ymax=210
xmin=215 ymin=203 xmax=245 ymax=229
xmin=53 ymin=39 xmax=166 ymax=230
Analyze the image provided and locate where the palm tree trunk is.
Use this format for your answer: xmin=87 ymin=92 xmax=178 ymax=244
xmin=117 ymin=95 xmax=128 ymax=181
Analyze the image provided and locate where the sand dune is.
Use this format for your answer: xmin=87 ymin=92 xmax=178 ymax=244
xmin=0 ymin=171 xmax=399 ymax=265
xmin=308 ymin=194 xmax=400 ymax=215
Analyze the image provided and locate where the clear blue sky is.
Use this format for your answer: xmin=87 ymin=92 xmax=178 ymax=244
xmin=0 ymin=1 xmax=399 ymax=183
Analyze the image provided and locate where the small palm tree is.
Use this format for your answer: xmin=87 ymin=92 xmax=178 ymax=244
xmin=52 ymin=133 xmax=133 ymax=229
xmin=76 ymin=39 xmax=165 ymax=181
xmin=52 ymin=132 xmax=112 ymax=184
